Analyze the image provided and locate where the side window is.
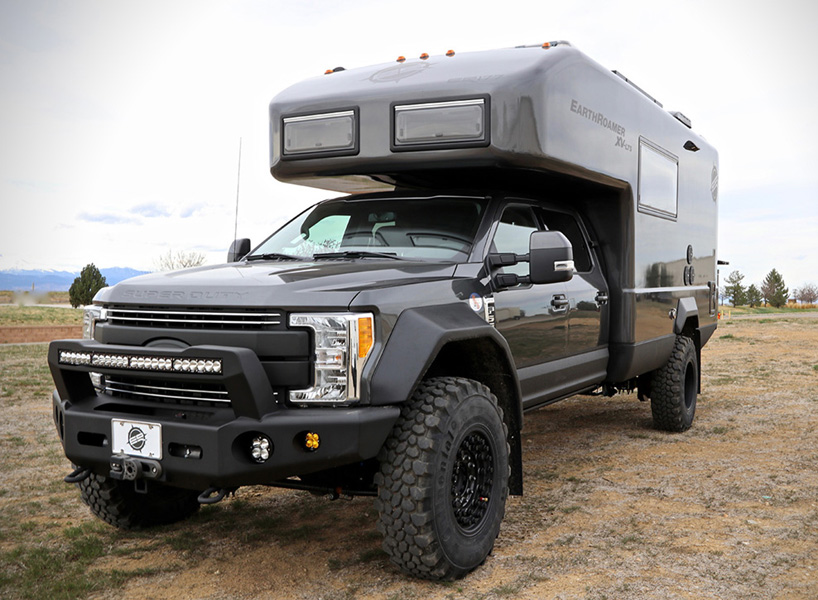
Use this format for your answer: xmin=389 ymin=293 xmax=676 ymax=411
xmin=493 ymin=204 xmax=538 ymax=276
xmin=638 ymin=139 xmax=678 ymax=220
xmin=538 ymin=209 xmax=592 ymax=272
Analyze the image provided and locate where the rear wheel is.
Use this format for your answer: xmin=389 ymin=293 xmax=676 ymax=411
xmin=78 ymin=473 xmax=200 ymax=529
xmin=650 ymin=335 xmax=698 ymax=432
xmin=375 ymin=377 xmax=509 ymax=580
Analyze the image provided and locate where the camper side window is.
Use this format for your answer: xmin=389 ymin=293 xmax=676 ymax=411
xmin=638 ymin=139 xmax=678 ymax=220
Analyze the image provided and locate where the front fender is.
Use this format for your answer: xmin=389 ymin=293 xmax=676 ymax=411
xmin=369 ymin=303 xmax=519 ymax=410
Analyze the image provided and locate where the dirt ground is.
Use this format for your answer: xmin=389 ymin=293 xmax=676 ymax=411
xmin=4 ymin=315 xmax=818 ymax=599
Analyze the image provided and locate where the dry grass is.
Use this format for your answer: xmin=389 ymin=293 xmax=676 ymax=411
xmin=1 ymin=316 xmax=817 ymax=599
xmin=0 ymin=305 xmax=82 ymax=327
xmin=0 ymin=291 xmax=71 ymax=305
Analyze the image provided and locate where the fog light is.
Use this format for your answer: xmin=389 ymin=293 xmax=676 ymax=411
xmin=250 ymin=435 xmax=272 ymax=463
xmin=304 ymin=432 xmax=320 ymax=452
xmin=90 ymin=372 xmax=104 ymax=391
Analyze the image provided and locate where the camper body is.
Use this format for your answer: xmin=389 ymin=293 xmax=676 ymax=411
xmin=49 ymin=43 xmax=718 ymax=580
xmin=269 ymin=42 xmax=719 ymax=380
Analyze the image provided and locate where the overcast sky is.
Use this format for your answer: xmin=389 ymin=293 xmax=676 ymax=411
xmin=1 ymin=0 xmax=816 ymax=289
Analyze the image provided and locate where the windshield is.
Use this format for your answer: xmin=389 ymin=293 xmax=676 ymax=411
xmin=248 ymin=197 xmax=487 ymax=262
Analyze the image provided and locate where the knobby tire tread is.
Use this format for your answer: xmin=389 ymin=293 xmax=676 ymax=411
xmin=374 ymin=377 xmax=509 ymax=580
xmin=650 ymin=335 xmax=697 ymax=432
xmin=78 ymin=472 xmax=200 ymax=529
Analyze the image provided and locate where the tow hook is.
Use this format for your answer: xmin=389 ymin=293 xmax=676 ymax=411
xmin=198 ymin=487 xmax=237 ymax=505
xmin=64 ymin=466 xmax=92 ymax=484
xmin=109 ymin=453 xmax=163 ymax=481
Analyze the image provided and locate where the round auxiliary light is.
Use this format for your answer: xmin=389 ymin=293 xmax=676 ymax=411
xmin=304 ymin=432 xmax=320 ymax=452
xmin=250 ymin=435 xmax=273 ymax=463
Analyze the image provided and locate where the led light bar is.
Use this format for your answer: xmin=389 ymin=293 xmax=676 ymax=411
xmin=60 ymin=351 xmax=92 ymax=366
xmin=58 ymin=350 xmax=222 ymax=374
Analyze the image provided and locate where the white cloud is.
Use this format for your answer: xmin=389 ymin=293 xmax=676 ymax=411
xmin=78 ymin=212 xmax=140 ymax=225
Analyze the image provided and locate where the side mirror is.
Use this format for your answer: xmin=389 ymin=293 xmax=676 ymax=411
xmin=529 ymin=231 xmax=574 ymax=284
xmin=227 ymin=238 xmax=251 ymax=263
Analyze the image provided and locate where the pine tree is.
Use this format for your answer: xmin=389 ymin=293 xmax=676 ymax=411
xmin=69 ymin=264 xmax=107 ymax=308
xmin=745 ymin=284 xmax=762 ymax=308
xmin=723 ymin=270 xmax=746 ymax=307
xmin=761 ymin=269 xmax=788 ymax=308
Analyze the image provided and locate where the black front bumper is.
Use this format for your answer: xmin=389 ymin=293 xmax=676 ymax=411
xmin=48 ymin=340 xmax=399 ymax=490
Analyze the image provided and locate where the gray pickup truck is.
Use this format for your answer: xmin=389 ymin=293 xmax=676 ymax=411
xmin=49 ymin=41 xmax=718 ymax=580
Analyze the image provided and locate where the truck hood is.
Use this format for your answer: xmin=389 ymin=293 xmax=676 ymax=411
xmin=97 ymin=260 xmax=459 ymax=309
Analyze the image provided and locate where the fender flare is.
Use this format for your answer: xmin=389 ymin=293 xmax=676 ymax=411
xmin=370 ymin=304 xmax=520 ymax=411
xmin=673 ymin=296 xmax=702 ymax=392
xmin=674 ymin=297 xmax=699 ymax=335
xmin=368 ymin=303 xmax=524 ymax=494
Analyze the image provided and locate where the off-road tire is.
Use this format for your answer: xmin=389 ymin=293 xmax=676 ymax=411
xmin=374 ymin=377 xmax=509 ymax=580
xmin=78 ymin=472 xmax=200 ymax=529
xmin=650 ymin=335 xmax=698 ymax=432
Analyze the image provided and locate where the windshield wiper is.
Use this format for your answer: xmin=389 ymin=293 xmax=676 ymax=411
xmin=245 ymin=253 xmax=302 ymax=262
xmin=312 ymin=251 xmax=408 ymax=261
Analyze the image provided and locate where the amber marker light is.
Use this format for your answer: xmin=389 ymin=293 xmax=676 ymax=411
xmin=358 ymin=316 xmax=374 ymax=358
xmin=305 ymin=432 xmax=320 ymax=451
xmin=542 ymin=42 xmax=551 ymax=49
xmin=396 ymin=55 xmax=406 ymax=63
xmin=446 ymin=49 xmax=455 ymax=57
xmin=324 ymin=69 xmax=333 ymax=74
xmin=419 ymin=52 xmax=429 ymax=60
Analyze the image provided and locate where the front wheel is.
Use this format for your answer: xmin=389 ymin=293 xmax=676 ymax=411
xmin=650 ymin=335 xmax=698 ymax=432
xmin=374 ymin=377 xmax=509 ymax=580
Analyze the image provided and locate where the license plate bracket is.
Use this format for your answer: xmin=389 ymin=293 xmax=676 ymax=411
xmin=111 ymin=419 xmax=163 ymax=459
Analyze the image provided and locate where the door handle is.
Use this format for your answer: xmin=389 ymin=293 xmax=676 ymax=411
xmin=595 ymin=291 xmax=609 ymax=305
xmin=551 ymin=294 xmax=569 ymax=310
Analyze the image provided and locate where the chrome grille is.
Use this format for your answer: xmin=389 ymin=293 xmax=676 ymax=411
xmin=104 ymin=375 xmax=230 ymax=406
xmin=106 ymin=306 xmax=282 ymax=330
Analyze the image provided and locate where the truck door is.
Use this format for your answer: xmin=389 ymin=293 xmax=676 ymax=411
xmin=490 ymin=203 xmax=568 ymax=368
xmin=536 ymin=207 xmax=609 ymax=356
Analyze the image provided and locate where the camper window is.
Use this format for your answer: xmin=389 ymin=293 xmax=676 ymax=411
xmin=638 ymin=139 xmax=678 ymax=220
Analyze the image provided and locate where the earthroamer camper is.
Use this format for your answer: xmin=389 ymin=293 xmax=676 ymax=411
xmin=50 ymin=42 xmax=718 ymax=580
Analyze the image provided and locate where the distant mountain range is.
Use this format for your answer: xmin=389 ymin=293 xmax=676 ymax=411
xmin=0 ymin=268 xmax=149 ymax=292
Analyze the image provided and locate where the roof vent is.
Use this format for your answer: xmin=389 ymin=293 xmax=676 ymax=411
xmin=672 ymin=111 xmax=692 ymax=128
xmin=612 ymin=71 xmax=662 ymax=107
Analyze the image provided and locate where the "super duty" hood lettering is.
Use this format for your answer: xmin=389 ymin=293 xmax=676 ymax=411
xmin=121 ymin=290 xmax=249 ymax=301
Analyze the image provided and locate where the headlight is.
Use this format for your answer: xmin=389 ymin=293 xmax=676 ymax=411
xmin=82 ymin=306 xmax=107 ymax=340
xmin=289 ymin=313 xmax=374 ymax=404
xmin=83 ymin=305 xmax=107 ymax=391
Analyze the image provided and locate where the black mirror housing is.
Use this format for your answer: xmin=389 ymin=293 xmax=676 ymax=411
xmin=227 ymin=238 xmax=251 ymax=263
xmin=529 ymin=231 xmax=574 ymax=284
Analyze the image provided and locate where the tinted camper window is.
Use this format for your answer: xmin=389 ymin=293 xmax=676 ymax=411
xmin=638 ymin=140 xmax=678 ymax=219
